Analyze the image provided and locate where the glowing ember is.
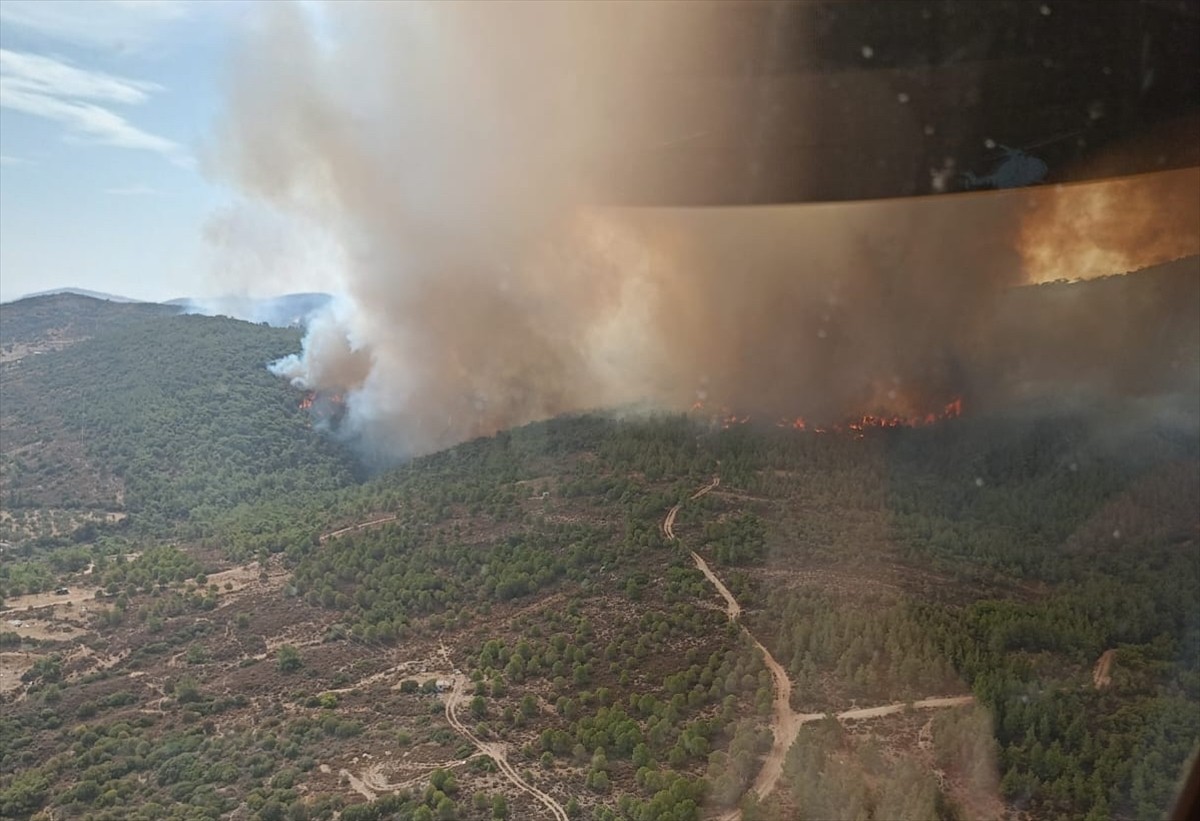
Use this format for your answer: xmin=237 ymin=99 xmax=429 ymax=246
xmin=298 ymin=391 xmax=347 ymax=418
xmin=732 ymin=397 xmax=963 ymax=436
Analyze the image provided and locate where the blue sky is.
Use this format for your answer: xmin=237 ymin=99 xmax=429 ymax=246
xmin=0 ymin=0 xmax=323 ymax=302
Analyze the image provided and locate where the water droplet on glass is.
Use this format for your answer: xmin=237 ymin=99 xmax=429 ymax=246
xmin=1112 ymin=529 xmax=1121 ymax=539
xmin=923 ymin=124 xmax=935 ymax=136
xmin=1040 ymin=4 xmax=1052 ymax=15
xmin=861 ymin=45 xmax=874 ymax=59
xmin=974 ymin=477 xmax=985 ymax=487
xmin=817 ymin=329 xmax=828 ymax=339
xmin=984 ymin=138 xmax=996 ymax=149
xmin=897 ymin=92 xmax=910 ymax=103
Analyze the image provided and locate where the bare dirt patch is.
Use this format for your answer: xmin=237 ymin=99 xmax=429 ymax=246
xmin=206 ymin=561 xmax=283 ymax=597
xmin=0 ymin=651 xmax=40 ymax=692
xmin=0 ymin=337 xmax=84 ymax=363
xmin=2 ymin=586 xmax=105 ymax=612
xmin=0 ymin=508 xmax=126 ymax=542
xmin=1093 ymin=649 xmax=1116 ymax=689
xmin=3 ymin=616 xmax=88 ymax=642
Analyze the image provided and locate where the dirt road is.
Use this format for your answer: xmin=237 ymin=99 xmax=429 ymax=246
xmin=689 ymin=550 xmax=741 ymax=623
xmin=690 ymin=549 xmax=798 ymax=815
xmin=836 ymin=696 xmax=975 ymax=721
xmin=667 ymin=477 xmax=973 ymax=821
xmin=444 ymin=673 xmax=568 ymax=821
xmin=667 ymin=479 xmax=800 ymax=817
xmin=2 ymin=586 xmax=103 ymax=612
xmin=662 ymin=476 xmax=719 ymax=540
xmin=320 ymin=514 xmax=399 ymax=543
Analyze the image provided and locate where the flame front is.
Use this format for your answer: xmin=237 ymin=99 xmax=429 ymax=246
xmin=298 ymin=391 xmax=347 ymax=426
xmin=706 ymin=397 xmax=964 ymax=437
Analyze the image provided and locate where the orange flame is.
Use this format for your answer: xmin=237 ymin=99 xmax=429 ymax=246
xmin=725 ymin=397 xmax=963 ymax=437
xmin=299 ymin=391 xmax=347 ymax=413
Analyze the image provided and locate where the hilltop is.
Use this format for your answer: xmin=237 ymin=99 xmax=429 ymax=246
xmin=9 ymin=289 xmax=145 ymax=304
xmin=0 ymin=301 xmax=358 ymax=548
xmin=0 ymin=293 xmax=180 ymax=360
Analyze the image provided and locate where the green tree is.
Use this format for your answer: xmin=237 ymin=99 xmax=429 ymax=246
xmin=278 ymin=644 xmax=302 ymax=673
xmin=175 ymin=674 xmax=201 ymax=704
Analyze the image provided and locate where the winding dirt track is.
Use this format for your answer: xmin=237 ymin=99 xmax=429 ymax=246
xmin=669 ymin=477 xmax=973 ymax=821
xmin=689 ymin=549 xmax=797 ymax=818
xmin=444 ymin=673 xmax=568 ymax=821
xmin=662 ymin=476 xmax=720 ymax=540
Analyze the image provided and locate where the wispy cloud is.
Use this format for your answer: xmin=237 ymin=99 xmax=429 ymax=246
xmin=0 ymin=49 xmax=190 ymax=166
xmin=0 ymin=50 xmax=161 ymax=103
xmin=0 ymin=154 xmax=30 ymax=166
xmin=0 ymin=1 xmax=191 ymax=53
xmin=105 ymin=183 xmax=158 ymax=195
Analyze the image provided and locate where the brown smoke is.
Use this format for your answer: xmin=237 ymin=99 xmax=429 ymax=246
xmin=215 ymin=3 xmax=1199 ymax=459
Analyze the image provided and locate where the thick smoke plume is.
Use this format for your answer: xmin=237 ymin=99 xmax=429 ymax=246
xmin=1019 ymin=168 xmax=1200 ymax=284
xmin=215 ymin=3 xmax=1199 ymax=459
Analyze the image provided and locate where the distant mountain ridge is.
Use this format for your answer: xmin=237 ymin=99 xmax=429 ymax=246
xmin=0 ymin=292 xmax=180 ymax=348
xmin=12 ymin=287 xmax=145 ymax=304
xmin=171 ymin=292 xmax=333 ymax=327
xmin=3 ymin=290 xmax=334 ymax=331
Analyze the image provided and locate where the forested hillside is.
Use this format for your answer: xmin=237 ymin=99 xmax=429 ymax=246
xmin=0 ymin=293 xmax=178 ymax=350
xmin=0 ymin=304 xmax=358 ymax=598
xmin=0 ymin=292 xmax=1197 ymax=821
